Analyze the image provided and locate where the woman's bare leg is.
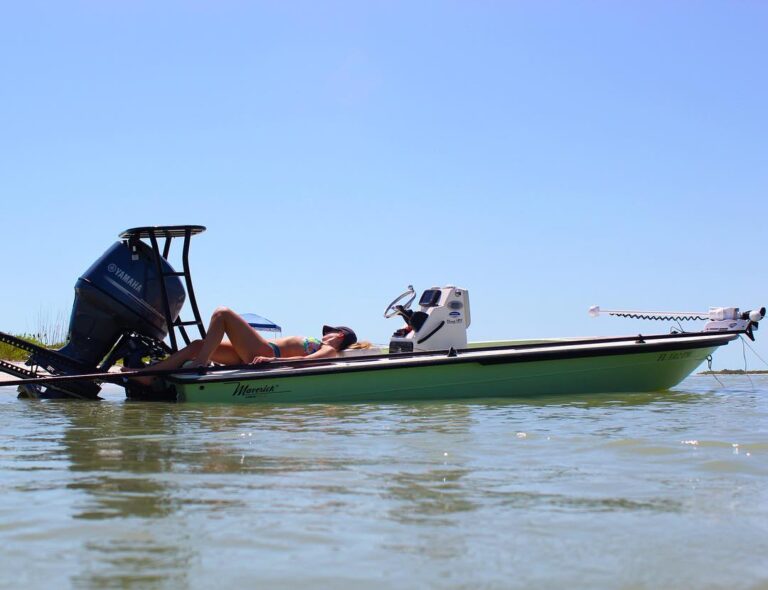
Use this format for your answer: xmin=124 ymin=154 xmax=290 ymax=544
xmin=119 ymin=340 xmax=202 ymax=375
xmin=127 ymin=309 xmax=268 ymax=386
xmin=128 ymin=340 xmax=243 ymax=385
xmin=193 ymin=307 xmax=272 ymax=365
xmin=130 ymin=339 xmax=240 ymax=375
xmin=209 ymin=342 xmax=244 ymax=365
xmin=123 ymin=340 xmax=204 ymax=385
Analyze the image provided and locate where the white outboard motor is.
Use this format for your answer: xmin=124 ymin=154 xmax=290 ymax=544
xmin=386 ymin=285 xmax=471 ymax=353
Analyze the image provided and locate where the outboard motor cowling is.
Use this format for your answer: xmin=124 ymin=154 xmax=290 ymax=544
xmin=56 ymin=240 xmax=186 ymax=366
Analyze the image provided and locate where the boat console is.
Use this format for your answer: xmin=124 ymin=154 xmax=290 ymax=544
xmin=386 ymin=285 xmax=471 ymax=353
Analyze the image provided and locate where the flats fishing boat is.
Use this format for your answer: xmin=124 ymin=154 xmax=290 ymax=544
xmin=0 ymin=225 xmax=763 ymax=403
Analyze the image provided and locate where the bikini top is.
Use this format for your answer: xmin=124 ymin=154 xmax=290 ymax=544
xmin=302 ymin=337 xmax=323 ymax=355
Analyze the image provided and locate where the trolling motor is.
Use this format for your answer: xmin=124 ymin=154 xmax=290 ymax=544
xmin=0 ymin=225 xmax=206 ymax=399
xmin=589 ymin=305 xmax=766 ymax=340
xmin=386 ymin=285 xmax=471 ymax=353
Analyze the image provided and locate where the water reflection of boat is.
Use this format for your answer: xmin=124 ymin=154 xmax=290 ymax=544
xmin=0 ymin=226 xmax=762 ymax=403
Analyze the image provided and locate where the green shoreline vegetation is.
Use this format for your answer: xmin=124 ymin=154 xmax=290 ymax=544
xmin=0 ymin=311 xmax=68 ymax=362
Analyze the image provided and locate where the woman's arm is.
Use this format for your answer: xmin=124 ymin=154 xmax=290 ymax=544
xmin=251 ymin=345 xmax=338 ymax=364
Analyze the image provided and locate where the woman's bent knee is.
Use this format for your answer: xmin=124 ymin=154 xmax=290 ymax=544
xmin=211 ymin=306 xmax=234 ymax=320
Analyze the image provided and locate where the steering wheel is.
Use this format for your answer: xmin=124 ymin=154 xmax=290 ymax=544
xmin=384 ymin=285 xmax=417 ymax=318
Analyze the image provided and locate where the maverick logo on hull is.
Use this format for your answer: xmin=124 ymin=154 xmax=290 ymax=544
xmin=106 ymin=263 xmax=143 ymax=292
xmin=231 ymin=382 xmax=283 ymax=398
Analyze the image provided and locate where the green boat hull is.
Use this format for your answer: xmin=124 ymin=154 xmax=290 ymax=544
xmin=169 ymin=341 xmax=721 ymax=404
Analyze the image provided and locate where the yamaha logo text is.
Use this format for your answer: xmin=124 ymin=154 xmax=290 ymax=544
xmin=107 ymin=263 xmax=143 ymax=292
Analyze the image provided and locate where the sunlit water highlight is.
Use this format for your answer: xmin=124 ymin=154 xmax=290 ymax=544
xmin=1 ymin=375 xmax=766 ymax=589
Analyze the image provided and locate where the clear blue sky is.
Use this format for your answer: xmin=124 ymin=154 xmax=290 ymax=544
xmin=1 ymin=1 xmax=766 ymax=369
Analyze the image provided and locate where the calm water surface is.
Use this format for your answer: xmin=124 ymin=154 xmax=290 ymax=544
xmin=1 ymin=375 xmax=766 ymax=589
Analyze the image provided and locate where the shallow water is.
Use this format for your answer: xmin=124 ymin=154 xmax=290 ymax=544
xmin=1 ymin=375 xmax=766 ymax=589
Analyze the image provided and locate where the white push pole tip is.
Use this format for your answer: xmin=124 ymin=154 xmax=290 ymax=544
xmin=749 ymin=309 xmax=763 ymax=322
xmin=588 ymin=305 xmax=600 ymax=318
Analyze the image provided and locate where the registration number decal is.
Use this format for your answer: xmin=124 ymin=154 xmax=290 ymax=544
xmin=656 ymin=351 xmax=692 ymax=362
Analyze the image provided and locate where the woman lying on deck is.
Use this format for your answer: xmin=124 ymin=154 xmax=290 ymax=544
xmin=128 ymin=307 xmax=361 ymax=384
